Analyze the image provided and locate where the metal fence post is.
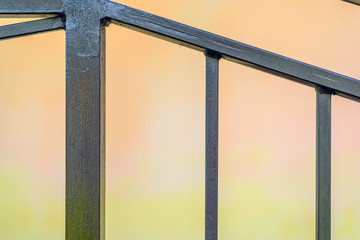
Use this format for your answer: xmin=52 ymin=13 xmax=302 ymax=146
xmin=205 ymin=51 xmax=221 ymax=240
xmin=64 ymin=0 xmax=106 ymax=239
xmin=316 ymin=87 xmax=332 ymax=240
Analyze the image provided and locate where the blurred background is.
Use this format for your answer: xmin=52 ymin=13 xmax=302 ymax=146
xmin=1 ymin=0 xmax=360 ymax=239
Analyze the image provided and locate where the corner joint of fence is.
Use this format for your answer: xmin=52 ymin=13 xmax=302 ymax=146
xmin=60 ymin=13 xmax=66 ymax=27
xmin=315 ymin=86 xmax=336 ymax=95
xmin=101 ymin=17 xmax=111 ymax=27
xmin=205 ymin=50 xmax=222 ymax=60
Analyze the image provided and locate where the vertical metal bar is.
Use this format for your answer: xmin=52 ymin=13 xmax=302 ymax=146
xmin=316 ymin=87 xmax=332 ymax=240
xmin=64 ymin=1 xmax=105 ymax=239
xmin=205 ymin=51 xmax=221 ymax=240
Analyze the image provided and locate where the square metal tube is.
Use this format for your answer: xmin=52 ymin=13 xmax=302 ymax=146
xmin=316 ymin=88 xmax=332 ymax=240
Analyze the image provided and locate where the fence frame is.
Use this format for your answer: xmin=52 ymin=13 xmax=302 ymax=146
xmin=1 ymin=0 xmax=359 ymax=239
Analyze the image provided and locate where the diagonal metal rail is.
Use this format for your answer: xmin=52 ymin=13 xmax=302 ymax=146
xmin=0 ymin=17 xmax=64 ymax=40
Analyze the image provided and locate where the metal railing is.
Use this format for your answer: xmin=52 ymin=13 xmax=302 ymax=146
xmin=1 ymin=0 xmax=359 ymax=239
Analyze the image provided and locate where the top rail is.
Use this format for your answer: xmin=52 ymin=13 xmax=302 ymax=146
xmin=104 ymin=0 xmax=360 ymax=102
xmin=0 ymin=0 xmax=63 ymax=17
xmin=1 ymin=0 xmax=359 ymax=102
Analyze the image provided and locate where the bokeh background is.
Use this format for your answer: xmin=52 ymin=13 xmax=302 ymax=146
xmin=1 ymin=0 xmax=360 ymax=239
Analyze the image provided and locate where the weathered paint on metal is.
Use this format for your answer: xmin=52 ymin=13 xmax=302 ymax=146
xmin=63 ymin=0 xmax=106 ymax=239
xmin=0 ymin=17 xmax=64 ymax=40
xmin=316 ymin=88 xmax=332 ymax=240
xmin=205 ymin=51 xmax=221 ymax=240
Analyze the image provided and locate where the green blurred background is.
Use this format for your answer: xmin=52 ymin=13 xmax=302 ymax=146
xmin=1 ymin=0 xmax=360 ymax=239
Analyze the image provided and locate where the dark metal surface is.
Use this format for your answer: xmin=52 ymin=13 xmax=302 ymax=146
xmin=104 ymin=0 xmax=360 ymax=102
xmin=343 ymin=0 xmax=360 ymax=6
xmin=316 ymin=88 xmax=332 ymax=240
xmin=64 ymin=0 xmax=106 ymax=239
xmin=0 ymin=17 xmax=64 ymax=40
xmin=205 ymin=51 xmax=220 ymax=240
xmin=0 ymin=0 xmax=62 ymax=17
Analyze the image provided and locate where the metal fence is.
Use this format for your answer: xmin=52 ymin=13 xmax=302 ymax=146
xmin=1 ymin=0 xmax=359 ymax=239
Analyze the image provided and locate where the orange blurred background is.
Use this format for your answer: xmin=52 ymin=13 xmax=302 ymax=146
xmin=0 ymin=0 xmax=360 ymax=239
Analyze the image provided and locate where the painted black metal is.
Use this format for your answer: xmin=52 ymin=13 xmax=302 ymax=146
xmin=63 ymin=0 xmax=106 ymax=239
xmin=343 ymin=0 xmax=360 ymax=6
xmin=104 ymin=0 xmax=360 ymax=102
xmin=0 ymin=17 xmax=64 ymax=40
xmin=0 ymin=1 xmax=359 ymax=240
xmin=316 ymin=88 xmax=332 ymax=240
xmin=205 ymin=51 xmax=221 ymax=240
